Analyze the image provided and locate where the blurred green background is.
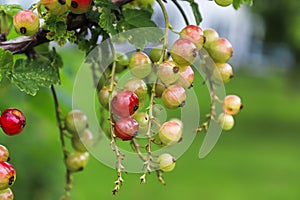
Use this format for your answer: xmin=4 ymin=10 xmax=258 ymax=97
xmin=1 ymin=1 xmax=300 ymax=200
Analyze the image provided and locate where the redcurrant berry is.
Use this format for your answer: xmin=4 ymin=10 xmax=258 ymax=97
xmin=98 ymin=86 xmax=117 ymax=109
xmin=223 ymin=95 xmax=243 ymax=115
xmin=158 ymin=119 xmax=183 ymax=146
xmin=111 ymin=90 xmax=139 ymax=118
xmin=214 ymin=0 xmax=233 ymax=7
xmin=155 ymin=80 xmax=166 ymax=98
xmin=114 ymin=118 xmax=139 ymax=141
xmin=123 ymin=78 xmax=148 ymax=101
xmin=13 ymin=10 xmax=39 ymax=36
xmin=176 ymin=65 xmax=195 ymax=89
xmin=66 ymin=0 xmax=92 ymax=14
xmin=218 ymin=113 xmax=234 ymax=130
xmin=0 ymin=108 xmax=26 ymax=136
xmin=66 ymin=152 xmax=89 ymax=172
xmin=213 ymin=63 xmax=233 ymax=83
xmin=207 ymin=38 xmax=233 ymax=63
xmin=180 ymin=25 xmax=205 ymax=49
xmin=149 ymin=47 xmax=164 ymax=63
xmin=203 ymin=28 xmax=219 ymax=49
xmin=0 ymin=162 xmax=16 ymax=190
xmin=171 ymin=38 xmax=198 ymax=68
xmin=129 ymin=52 xmax=152 ymax=78
xmin=134 ymin=112 xmax=149 ymax=135
xmin=41 ymin=0 xmax=69 ymax=15
xmin=65 ymin=110 xmax=88 ymax=135
xmin=0 ymin=188 xmax=14 ymax=200
xmin=0 ymin=146 xmax=9 ymax=162
xmin=157 ymin=153 xmax=176 ymax=172
xmin=71 ymin=129 xmax=94 ymax=152
xmin=157 ymin=61 xmax=180 ymax=85
xmin=161 ymin=85 xmax=186 ymax=109
xmin=115 ymin=53 xmax=129 ymax=73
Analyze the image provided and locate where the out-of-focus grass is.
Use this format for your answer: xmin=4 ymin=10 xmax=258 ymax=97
xmin=1 ymin=48 xmax=300 ymax=200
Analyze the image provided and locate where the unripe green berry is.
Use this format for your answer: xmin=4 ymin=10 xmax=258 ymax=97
xmin=0 ymin=188 xmax=14 ymax=200
xmin=115 ymin=53 xmax=129 ymax=73
xmin=134 ymin=112 xmax=149 ymax=135
xmin=129 ymin=52 xmax=152 ymax=78
xmin=157 ymin=61 xmax=180 ymax=85
xmin=213 ymin=63 xmax=233 ymax=83
xmin=214 ymin=0 xmax=233 ymax=7
xmin=0 ymin=146 xmax=9 ymax=162
xmin=123 ymin=78 xmax=148 ymax=101
xmin=41 ymin=0 xmax=69 ymax=15
xmin=65 ymin=110 xmax=88 ymax=135
xmin=162 ymin=85 xmax=186 ymax=109
xmin=149 ymin=47 xmax=164 ymax=63
xmin=218 ymin=113 xmax=234 ymax=130
xmin=13 ymin=10 xmax=39 ymax=36
xmin=158 ymin=119 xmax=183 ymax=146
xmin=98 ymin=87 xmax=117 ymax=109
xmin=66 ymin=152 xmax=89 ymax=172
xmin=71 ymin=129 xmax=94 ymax=152
xmin=207 ymin=38 xmax=233 ymax=63
xmin=157 ymin=153 xmax=176 ymax=172
xmin=203 ymin=28 xmax=219 ymax=49
xmin=171 ymin=39 xmax=198 ymax=68
xmin=155 ymin=80 xmax=166 ymax=98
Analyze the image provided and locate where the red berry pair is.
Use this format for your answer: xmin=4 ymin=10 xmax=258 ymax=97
xmin=0 ymin=109 xmax=26 ymax=136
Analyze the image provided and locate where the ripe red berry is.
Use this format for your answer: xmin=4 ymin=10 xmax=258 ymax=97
xmin=66 ymin=0 xmax=92 ymax=14
xmin=171 ymin=38 xmax=198 ymax=68
xmin=176 ymin=65 xmax=195 ymax=89
xmin=0 ymin=108 xmax=26 ymax=136
xmin=13 ymin=10 xmax=39 ymax=36
xmin=0 ymin=188 xmax=14 ymax=200
xmin=0 ymin=162 xmax=16 ymax=190
xmin=161 ymin=85 xmax=187 ymax=109
xmin=0 ymin=145 xmax=9 ymax=162
xmin=180 ymin=25 xmax=205 ymax=49
xmin=157 ymin=61 xmax=180 ymax=85
xmin=111 ymin=90 xmax=139 ymax=118
xmin=207 ymin=38 xmax=233 ymax=63
xmin=114 ymin=118 xmax=139 ymax=141
xmin=129 ymin=52 xmax=152 ymax=78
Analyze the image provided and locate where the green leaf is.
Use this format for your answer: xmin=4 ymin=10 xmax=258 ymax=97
xmin=122 ymin=9 xmax=157 ymax=28
xmin=5 ymin=51 xmax=61 ymax=96
xmin=181 ymin=0 xmax=202 ymax=25
xmin=94 ymin=0 xmax=119 ymax=11
xmin=99 ymin=7 xmax=117 ymax=35
xmin=0 ymin=4 xmax=23 ymax=17
xmin=233 ymin=0 xmax=253 ymax=9
xmin=0 ymin=48 xmax=14 ymax=75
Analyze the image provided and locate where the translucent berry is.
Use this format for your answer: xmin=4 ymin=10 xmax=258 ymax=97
xmin=157 ymin=61 xmax=180 ymax=85
xmin=66 ymin=152 xmax=89 ymax=172
xmin=162 ymin=85 xmax=186 ymax=109
xmin=66 ymin=0 xmax=92 ymax=14
xmin=129 ymin=52 xmax=152 ymax=78
xmin=207 ymin=38 xmax=233 ymax=63
xmin=123 ymin=78 xmax=148 ymax=101
xmin=176 ymin=65 xmax=195 ymax=89
xmin=0 ymin=146 xmax=9 ymax=162
xmin=13 ymin=10 xmax=39 ymax=36
xmin=171 ymin=39 xmax=198 ymax=68
xmin=203 ymin=28 xmax=219 ymax=49
xmin=0 ymin=188 xmax=14 ymax=200
xmin=41 ymin=0 xmax=69 ymax=15
xmin=114 ymin=118 xmax=139 ymax=141
xmin=157 ymin=153 xmax=176 ymax=172
xmin=0 ymin=162 xmax=16 ymax=190
xmin=223 ymin=95 xmax=243 ymax=115
xmin=65 ymin=110 xmax=88 ymax=134
xmin=98 ymin=86 xmax=117 ymax=109
xmin=149 ymin=47 xmax=164 ymax=63
xmin=180 ymin=25 xmax=205 ymax=49
xmin=158 ymin=119 xmax=183 ymax=146
xmin=155 ymin=80 xmax=166 ymax=98
xmin=0 ymin=108 xmax=26 ymax=136
xmin=134 ymin=112 xmax=149 ymax=135
xmin=218 ymin=113 xmax=234 ymax=130
xmin=214 ymin=0 xmax=233 ymax=7
xmin=71 ymin=129 xmax=94 ymax=152
xmin=111 ymin=90 xmax=139 ymax=118
xmin=213 ymin=63 xmax=233 ymax=83
xmin=115 ymin=53 xmax=129 ymax=73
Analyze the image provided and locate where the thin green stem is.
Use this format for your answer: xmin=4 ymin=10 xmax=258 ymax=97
xmin=171 ymin=0 xmax=189 ymax=25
